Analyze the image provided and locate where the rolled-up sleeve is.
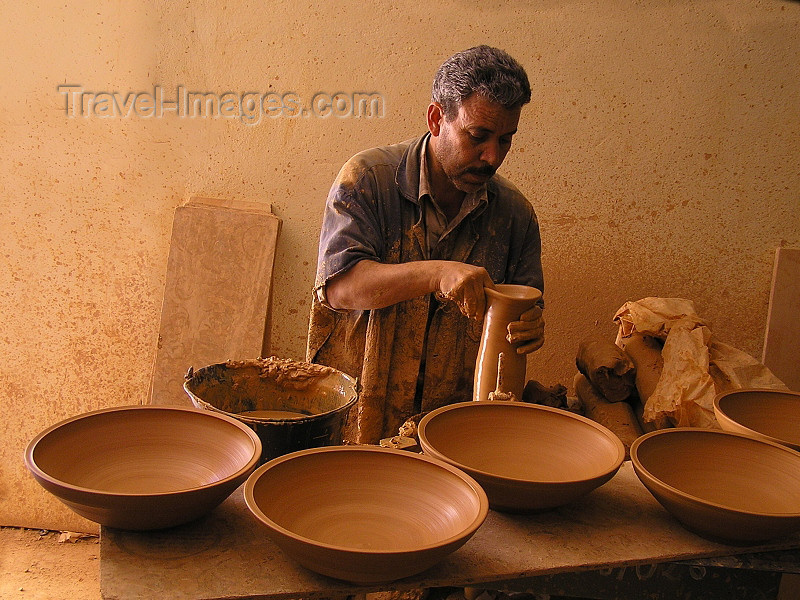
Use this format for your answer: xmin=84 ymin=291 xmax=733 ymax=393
xmin=314 ymin=158 xmax=386 ymax=301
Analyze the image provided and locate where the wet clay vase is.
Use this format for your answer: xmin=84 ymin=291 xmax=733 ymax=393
xmin=473 ymin=284 xmax=542 ymax=402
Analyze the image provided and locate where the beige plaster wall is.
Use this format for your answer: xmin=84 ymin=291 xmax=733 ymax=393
xmin=1 ymin=0 xmax=798 ymax=530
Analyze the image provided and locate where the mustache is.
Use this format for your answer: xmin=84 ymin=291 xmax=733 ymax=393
xmin=465 ymin=165 xmax=496 ymax=178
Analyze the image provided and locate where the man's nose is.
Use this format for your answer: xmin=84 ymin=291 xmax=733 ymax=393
xmin=479 ymin=141 xmax=504 ymax=168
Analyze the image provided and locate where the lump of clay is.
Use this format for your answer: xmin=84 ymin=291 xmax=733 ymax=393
xmin=522 ymin=379 xmax=569 ymax=409
xmin=576 ymin=339 xmax=636 ymax=403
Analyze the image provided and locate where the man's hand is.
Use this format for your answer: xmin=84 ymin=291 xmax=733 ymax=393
xmin=507 ymin=304 xmax=545 ymax=354
xmin=436 ymin=263 xmax=495 ymax=321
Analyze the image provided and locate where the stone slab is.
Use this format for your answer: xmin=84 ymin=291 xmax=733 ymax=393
xmin=149 ymin=198 xmax=281 ymax=406
xmin=763 ymin=247 xmax=800 ymax=391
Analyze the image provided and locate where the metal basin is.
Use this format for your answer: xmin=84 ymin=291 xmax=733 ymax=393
xmin=184 ymin=356 xmax=358 ymax=462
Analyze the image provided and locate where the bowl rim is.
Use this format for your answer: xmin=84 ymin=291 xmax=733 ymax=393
xmin=713 ymin=388 xmax=800 ymax=447
xmin=630 ymin=427 xmax=800 ymax=518
xmin=417 ymin=401 xmax=626 ymax=485
xmin=243 ymin=445 xmax=489 ymax=555
xmin=24 ymin=404 xmax=262 ymax=498
xmin=183 ymin=358 xmax=359 ymax=424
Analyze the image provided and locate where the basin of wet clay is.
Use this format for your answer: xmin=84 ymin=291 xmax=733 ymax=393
xmin=243 ymin=445 xmax=488 ymax=584
xmin=417 ymin=401 xmax=625 ymax=512
xmin=184 ymin=356 xmax=358 ymax=462
xmin=631 ymin=428 xmax=800 ymax=544
xmin=714 ymin=388 xmax=800 ymax=451
xmin=24 ymin=405 xmax=261 ymax=530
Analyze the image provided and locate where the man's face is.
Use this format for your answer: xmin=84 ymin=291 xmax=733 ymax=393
xmin=428 ymin=93 xmax=522 ymax=194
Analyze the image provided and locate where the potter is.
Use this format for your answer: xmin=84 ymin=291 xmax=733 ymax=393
xmin=308 ymin=46 xmax=545 ymax=443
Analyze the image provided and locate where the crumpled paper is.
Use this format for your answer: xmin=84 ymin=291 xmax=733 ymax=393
xmin=614 ymin=297 xmax=787 ymax=428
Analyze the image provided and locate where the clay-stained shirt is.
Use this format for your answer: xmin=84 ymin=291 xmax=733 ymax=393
xmin=306 ymin=133 xmax=544 ymax=444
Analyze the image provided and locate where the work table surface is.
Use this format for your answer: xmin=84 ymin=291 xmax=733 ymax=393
xmin=100 ymin=461 xmax=800 ymax=600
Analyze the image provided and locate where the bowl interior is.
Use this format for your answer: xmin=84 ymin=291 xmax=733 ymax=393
xmin=715 ymin=389 xmax=800 ymax=449
xmin=29 ymin=406 xmax=260 ymax=494
xmin=184 ymin=358 xmax=358 ymax=420
xmin=633 ymin=429 xmax=800 ymax=514
xmin=419 ymin=402 xmax=624 ymax=483
xmin=246 ymin=447 xmax=487 ymax=552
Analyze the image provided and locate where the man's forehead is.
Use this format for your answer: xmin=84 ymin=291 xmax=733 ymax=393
xmin=457 ymin=94 xmax=522 ymax=133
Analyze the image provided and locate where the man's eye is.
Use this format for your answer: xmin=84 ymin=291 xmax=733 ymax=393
xmin=469 ymin=133 xmax=486 ymax=143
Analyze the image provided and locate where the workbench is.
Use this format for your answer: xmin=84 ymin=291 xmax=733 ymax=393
xmin=100 ymin=462 xmax=800 ymax=599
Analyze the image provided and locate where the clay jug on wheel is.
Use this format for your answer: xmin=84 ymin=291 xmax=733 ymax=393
xmin=473 ymin=284 xmax=542 ymax=402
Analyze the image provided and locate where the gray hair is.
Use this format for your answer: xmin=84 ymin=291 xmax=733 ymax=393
xmin=432 ymin=45 xmax=531 ymax=120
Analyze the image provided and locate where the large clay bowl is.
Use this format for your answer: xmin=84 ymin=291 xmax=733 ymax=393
xmin=244 ymin=446 xmax=488 ymax=584
xmin=417 ymin=401 xmax=625 ymax=512
xmin=631 ymin=428 xmax=800 ymax=543
xmin=25 ymin=405 xmax=262 ymax=530
xmin=714 ymin=388 xmax=800 ymax=451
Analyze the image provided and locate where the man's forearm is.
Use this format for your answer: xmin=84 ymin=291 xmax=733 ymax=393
xmin=325 ymin=259 xmax=442 ymax=310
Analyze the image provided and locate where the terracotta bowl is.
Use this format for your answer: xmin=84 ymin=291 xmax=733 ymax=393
xmin=631 ymin=428 xmax=800 ymax=543
xmin=714 ymin=388 xmax=800 ymax=451
xmin=244 ymin=446 xmax=488 ymax=584
xmin=25 ymin=405 xmax=262 ymax=530
xmin=417 ymin=401 xmax=625 ymax=512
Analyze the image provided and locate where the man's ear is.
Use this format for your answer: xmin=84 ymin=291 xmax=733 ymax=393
xmin=427 ymin=102 xmax=445 ymax=136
